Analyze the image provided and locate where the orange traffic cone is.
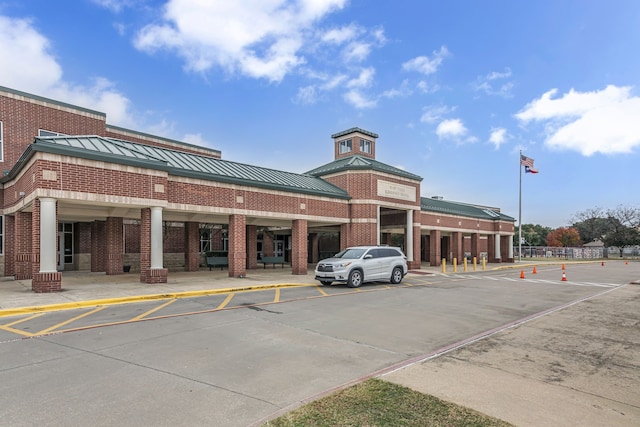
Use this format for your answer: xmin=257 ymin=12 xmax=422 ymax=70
xmin=520 ymin=270 xmax=525 ymax=279
xmin=625 ymin=259 xmax=629 ymax=265
xmin=561 ymin=271 xmax=567 ymax=281
xmin=602 ymin=261 xmax=605 ymax=267
xmin=561 ymin=264 xmax=565 ymax=270
xmin=532 ymin=266 xmax=537 ymax=274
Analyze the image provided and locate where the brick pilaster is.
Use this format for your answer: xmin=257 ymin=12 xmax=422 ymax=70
xmin=429 ymin=229 xmax=441 ymax=266
xmin=228 ymin=214 xmax=246 ymax=277
xmin=246 ymin=225 xmax=257 ymax=269
xmin=452 ymin=232 xmax=463 ymax=264
xmin=291 ymin=219 xmax=308 ymax=275
xmin=4 ymin=215 xmax=15 ymax=277
xmin=14 ymin=211 xmax=32 ymax=280
xmin=184 ymin=221 xmax=200 ymax=271
xmin=105 ymin=216 xmax=123 ymax=275
xmin=91 ymin=221 xmax=107 ymax=272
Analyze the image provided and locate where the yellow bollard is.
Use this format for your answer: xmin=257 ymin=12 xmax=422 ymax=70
xmin=441 ymin=258 xmax=446 ymax=273
xmin=482 ymin=257 xmax=486 ymax=271
xmin=463 ymin=257 xmax=468 ymax=272
xmin=453 ymin=257 xmax=457 ymax=273
xmin=473 ymin=257 xmax=477 ymax=271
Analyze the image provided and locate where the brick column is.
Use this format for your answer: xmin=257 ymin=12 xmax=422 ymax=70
xmin=471 ymin=233 xmax=479 ymax=260
xmin=488 ymin=234 xmax=496 ymax=262
xmin=382 ymin=233 xmax=392 ymax=245
xmin=246 ymin=225 xmax=258 ymax=269
xmin=15 ymin=211 xmax=32 ymax=280
xmin=340 ymin=223 xmax=350 ymax=250
xmin=429 ymin=229 xmax=441 ymax=266
xmin=452 ymin=232 xmax=463 ymax=264
xmin=91 ymin=221 xmax=107 ymax=272
xmin=32 ymin=198 xmax=62 ymax=293
xmin=310 ymin=233 xmax=319 ymax=263
xmin=105 ymin=216 xmax=123 ymax=275
xmin=410 ymin=224 xmax=421 ymax=270
xmin=291 ymin=219 xmax=308 ymax=275
xmin=228 ymin=214 xmax=246 ymax=277
xmin=184 ymin=222 xmax=200 ymax=271
xmin=4 ymin=215 xmax=15 ymax=277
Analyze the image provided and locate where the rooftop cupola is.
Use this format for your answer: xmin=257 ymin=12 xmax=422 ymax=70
xmin=331 ymin=127 xmax=378 ymax=160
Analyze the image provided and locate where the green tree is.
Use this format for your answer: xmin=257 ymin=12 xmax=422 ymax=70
xmin=514 ymin=224 xmax=552 ymax=246
xmin=572 ymin=205 xmax=640 ymax=255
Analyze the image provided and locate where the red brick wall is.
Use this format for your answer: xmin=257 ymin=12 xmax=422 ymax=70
xmin=0 ymin=92 xmax=105 ymax=170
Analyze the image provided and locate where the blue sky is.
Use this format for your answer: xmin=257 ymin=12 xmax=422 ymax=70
xmin=1 ymin=0 xmax=639 ymax=228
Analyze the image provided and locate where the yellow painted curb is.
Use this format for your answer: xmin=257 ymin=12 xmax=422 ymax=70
xmin=0 ymin=283 xmax=314 ymax=318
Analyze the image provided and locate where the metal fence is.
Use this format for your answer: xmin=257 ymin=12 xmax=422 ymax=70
xmin=515 ymin=246 xmax=640 ymax=259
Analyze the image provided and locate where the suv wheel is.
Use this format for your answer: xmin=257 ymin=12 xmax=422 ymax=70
xmin=390 ymin=267 xmax=403 ymax=284
xmin=347 ymin=269 xmax=362 ymax=288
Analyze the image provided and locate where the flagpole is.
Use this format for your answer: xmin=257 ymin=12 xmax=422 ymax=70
xmin=518 ymin=150 xmax=522 ymax=263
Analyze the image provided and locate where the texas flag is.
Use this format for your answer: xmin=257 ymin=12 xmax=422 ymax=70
xmin=520 ymin=154 xmax=539 ymax=173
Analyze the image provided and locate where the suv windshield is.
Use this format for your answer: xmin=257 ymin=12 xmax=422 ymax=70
xmin=334 ymin=248 xmax=367 ymax=259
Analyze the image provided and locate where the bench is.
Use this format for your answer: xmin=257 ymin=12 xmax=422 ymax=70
xmin=258 ymin=256 xmax=286 ymax=268
xmin=206 ymin=256 xmax=228 ymax=271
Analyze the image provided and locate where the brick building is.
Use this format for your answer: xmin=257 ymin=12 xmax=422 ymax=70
xmin=0 ymin=86 xmax=515 ymax=292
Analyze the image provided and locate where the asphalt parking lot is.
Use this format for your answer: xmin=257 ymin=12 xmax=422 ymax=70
xmin=1 ymin=261 xmax=639 ymax=426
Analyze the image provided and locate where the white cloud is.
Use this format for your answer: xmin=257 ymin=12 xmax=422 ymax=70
xmin=489 ymin=127 xmax=507 ymax=149
xmin=402 ymin=46 xmax=449 ymax=75
xmin=473 ymin=67 xmax=513 ymax=97
xmin=417 ymin=80 xmax=440 ymax=94
xmin=421 ymin=105 xmax=455 ymax=124
xmin=436 ymin=119 xmax=466 ymax=138
xmin=134 ymin=0 xmax=347 ymax=82
xmin=381 ymin=80 xmax=411 ymax=99
xmin=91 ymin=0 xmax=134 ymax=13
xmin=436 ymin=118 xmax=477 ymax=144
xmin=0 ymin=15 xmax=135 ymax=127
xmin=344 ymin=90 xmax=376 ymax=109
xmin=294 ymin=85 xmax=319 ymax=104
xmin=343 ymin=41 xmax=372 ymax=62
xmin=346 ymin=67 xmax=375 ymax=88
xmin=516 ymin=85 xmax=640 ymax=155
xmin=321 ymin=24 xmax=361 ymax=44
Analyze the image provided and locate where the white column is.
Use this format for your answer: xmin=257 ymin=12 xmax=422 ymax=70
xmin=376 ymin=205 xmax=381 ymax=245
xmin=494 ymin=233 xmax=501 ymax=260
xmin=406 ymin=209 xmax=414 ymax=262
xmin=150 ymin=207 xmax=163 ymax=269
xmin=39 ymin=198 xmax=57 ymax=273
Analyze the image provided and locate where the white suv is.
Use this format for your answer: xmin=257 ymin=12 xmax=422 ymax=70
xmin=314 ymin=246 xmax=408 ymax=288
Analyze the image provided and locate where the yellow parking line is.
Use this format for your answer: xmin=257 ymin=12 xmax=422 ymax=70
xmin=37 ymin=306 xmax=106 ymax=335
xmin=0 ymin=325 xmax=35 ymax=337
xmin=131 ymin=299 xmax=176 ymax=321
xmin=217 ymin=293 xmax=234 ymax=310
xmin=2 ymin=313 xmax=44 ymax=327
xmin=315 ymin=286 xmax=328 ymax=296
xmin=274 ymin=288 xmax=281 ymax=303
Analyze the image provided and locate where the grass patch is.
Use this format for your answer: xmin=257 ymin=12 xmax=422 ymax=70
xmin=264 ymin=378 xmax=512 ymax=427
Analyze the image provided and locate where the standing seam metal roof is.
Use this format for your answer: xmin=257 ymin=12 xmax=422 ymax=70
xmin=22 ymin=135 xmax=350 ymax=199
xmin=305 ymin=155 xmax=423 ymax=181
xmin=421 ymin=197 xmax=515 ymax=221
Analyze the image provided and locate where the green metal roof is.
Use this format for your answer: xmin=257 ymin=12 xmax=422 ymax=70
xmin=421 ymin=197 xmax=515 ymax=221
xmin=5 ymin=135 xmax=350 ymax=199
xmin=305 ymin=155 xmax=423 ymax=181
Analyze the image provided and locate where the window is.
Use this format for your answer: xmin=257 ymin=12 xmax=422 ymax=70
xmin=200 ymin=226 xmax=212 ymax=253
xmin=38 ymin=129 xmax=66 ymax=137
xmin=0 ymin=121 xmax=3 ymax=162
xmin=58 ymin=223 xmax=73 ymax=264
xmin=339 ymin=139 xmax=352 ymax=153
xmin=360 ymin=138 xmax=371 ymax=154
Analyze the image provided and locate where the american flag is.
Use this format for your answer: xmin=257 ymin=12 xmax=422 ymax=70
xmin=520 ymin=154 xmax=534 ymax=168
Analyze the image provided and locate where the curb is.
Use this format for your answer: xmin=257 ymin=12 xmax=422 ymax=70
xmin=0 ymin=282 xmax=314 ymax=318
